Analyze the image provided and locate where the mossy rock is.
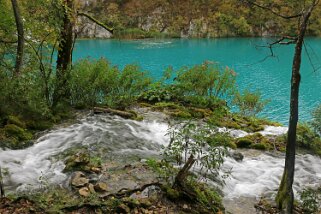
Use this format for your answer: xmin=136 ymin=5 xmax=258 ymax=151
xmin=236 ymin=137 xmax=254 ymax=148
xmin=4 ymin=124 xmax=32 ymax=141
xmin=251 ymin=143 xmax=268 ymax=150
xmin=7 ymin=115 xmax=26 ymax=129
xmin=64 ymin=151 xmax=90 ymax=172
xmin=223 ymin=141 xmax=237 ymax=149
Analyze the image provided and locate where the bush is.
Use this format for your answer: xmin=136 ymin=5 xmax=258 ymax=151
xmin=175 ymin=62 xmax=236 ymax=103
xmin=70 ymin=59 xmax=151 ymax=109
xmin=233 ymin=88 xmax=270 ymax=117
xmin=164 ymin=121 xmax=227 ymax=186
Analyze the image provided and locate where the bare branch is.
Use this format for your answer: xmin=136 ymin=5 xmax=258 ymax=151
xmin=241 ymin=0 xmax=304 ymax=19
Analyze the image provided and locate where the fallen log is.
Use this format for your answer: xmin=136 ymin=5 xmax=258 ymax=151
xmin=93 ymin=107 xmax=137 ymax=119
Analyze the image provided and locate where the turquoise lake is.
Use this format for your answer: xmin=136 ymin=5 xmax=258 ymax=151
xmin=73 ymin=38 xmax=321 ymax=124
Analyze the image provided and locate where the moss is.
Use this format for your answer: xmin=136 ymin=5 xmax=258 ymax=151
xmin=153 ymin=102 xmax=181 ymax=110
xmin=226 ymin=141 xmax=237 ymax=149
xmin=4 ymin=124 xmax=32 ymax=141
xmin=7 ymin=115 xmax=26 ymax=129
xmin=276 ymin=170 xmax=291 ymax=210
xmin=219 ymin=120 xmax=241 ymax=130
xmin=251 ymin=143 xmax=268 ymax=150
xmin=236 ymin=137 xmax=254 ymax=148
xmin=165 ymin=186 xmax=180 ymax=200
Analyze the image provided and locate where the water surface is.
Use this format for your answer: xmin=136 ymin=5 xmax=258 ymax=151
xmin=74 ymin=38 xmax=321 ymax=124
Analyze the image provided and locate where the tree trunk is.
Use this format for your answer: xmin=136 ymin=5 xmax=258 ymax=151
xmin=0 ymin=166 xmax=4 ymax=198
xmin=276 ymin=4 xmax=315 ymax=213
xmin=52 ymin=0 xmax=74 ymax=108
xmin=173 ymin=154 xmax=196 ymax=188
xmin=11 ymin=0 xmax=24 ymax=75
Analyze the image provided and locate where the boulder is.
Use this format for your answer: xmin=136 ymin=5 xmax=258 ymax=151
xmin=231 ymin=152 xmax=244 ymax=162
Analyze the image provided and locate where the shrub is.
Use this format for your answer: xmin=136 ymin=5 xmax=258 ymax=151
xmin=233 ymin=88 xmax=270 ymax=117
xmin=164 ymin=121 xmax=227 ymax=187
xmin=69 ymin=59 xmax=151 ymax=109
xmin=175 ymin=62 xmax=236 ymax=102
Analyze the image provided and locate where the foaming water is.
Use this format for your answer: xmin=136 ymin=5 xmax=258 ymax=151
xmin=222 ymin=150 xmax=321 ymax=199
xmin=0 ymin=114 xmax=169 ymax=192
xmin=0 ymin=114 xmax=320 ymax=205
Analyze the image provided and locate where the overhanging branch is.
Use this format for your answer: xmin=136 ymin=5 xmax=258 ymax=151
xmin=241 ymin=0 xmax=304 ymax=19
xmin=77 ymin=11 xmax=113 ymax=34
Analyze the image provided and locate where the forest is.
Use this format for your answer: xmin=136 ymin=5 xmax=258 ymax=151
xmin=0 ymin=0 xmax=321 ymax=213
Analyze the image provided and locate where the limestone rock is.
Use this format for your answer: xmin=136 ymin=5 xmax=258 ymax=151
xmin=79 ymin=187 xmax=90 ymax=197
xmin=94 ymin=182 xmax=108 ymax=192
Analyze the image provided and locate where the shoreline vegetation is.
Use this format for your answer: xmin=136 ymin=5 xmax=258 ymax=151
xmin=1 ymin=59 xmax=321 ymax=213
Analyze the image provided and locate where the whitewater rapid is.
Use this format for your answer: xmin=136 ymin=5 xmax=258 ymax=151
xmin=0 ymin=113 xmax=320 ymax=203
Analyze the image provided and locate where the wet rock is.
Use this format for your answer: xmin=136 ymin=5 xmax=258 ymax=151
xmin=94 ymin=182 xmax=108 ymax=192
xmin=231 ymin=152 xmax=244 ymax=162
xmin=79 ymin=187 xmax=90 ymax=197
xmin=71 ymin=171 xmax=89 ymax=187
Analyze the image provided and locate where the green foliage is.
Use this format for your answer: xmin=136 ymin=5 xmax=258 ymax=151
xmin=4 ymin=124 xmax=32 ymax=141
xmin=70 ymin=59 xmax=151 ymax=109
xmin=310 ymin=104 xmax=321 ymax=136
xmin=191 ymin=181 xmax=224 ymax=213
xmin=175 ymin=62 xmax=236 ymax=101
xmin=299 ymin=187 xmax=321 ymax=214
xmin=146 ymin=159 xmax=177 ymax=183
xmin=139 ymin=83 xmax=177 ymax=103
xmin=296 ymin=123 xmax=321 ymax=155
xmin=69 ymin=58 xmax=112 ymax=108
xmin=233 ymin=89 xmax=270 ymax=117
xmin=7 ymin=116 xmax=26 ymax=129
xmin=164 ymin=121 xmax=227 ymax=179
